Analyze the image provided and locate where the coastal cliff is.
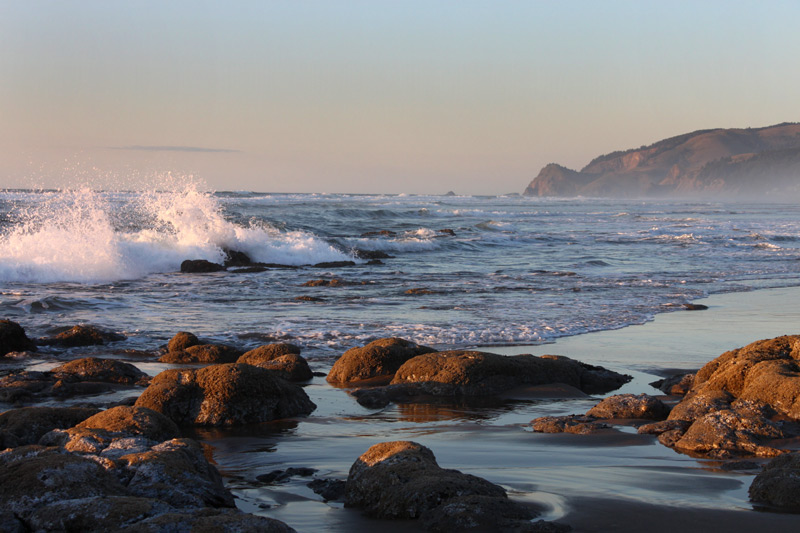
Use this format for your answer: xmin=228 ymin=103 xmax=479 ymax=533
xmin=524 ymin=123 xmax=800 ymax=198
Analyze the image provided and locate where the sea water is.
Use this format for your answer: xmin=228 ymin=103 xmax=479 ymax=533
xmin=1 ymin=185 xmax=799 ymax=360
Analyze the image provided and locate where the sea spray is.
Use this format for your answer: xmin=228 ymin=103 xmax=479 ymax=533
xmin=0 ymin=184 xmax=353 ymax=284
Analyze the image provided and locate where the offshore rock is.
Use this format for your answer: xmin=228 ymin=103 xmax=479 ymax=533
xmin=180 ymin=259 xmax=225 ymax=273
xmin=389 ymin=351 xmax=631 ymax=397
xmin=0 ymin=406 xmax=100 ymax=448
xmin=327 ymin=337 xmax=437 ymax=385
xmin=749 ymin=452 xmax=800 ymax=511
xmin=135 ymin=363 xmax=316 ymax=426
xmin=586 ymin=393 xmax=671 ymax=420
xmin=345 ymin=441 xmax=536 ymax=530
xmin=39 ymin=324 xmax=126 ymax=347
xmin=0 ymin=320 xmax=37 ymax=356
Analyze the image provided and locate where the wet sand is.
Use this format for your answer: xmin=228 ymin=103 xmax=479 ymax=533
xmin=194 ymin=286 xmax=800 ymax=531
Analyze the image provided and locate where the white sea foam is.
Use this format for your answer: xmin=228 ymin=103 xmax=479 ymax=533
xmin=0 ymin=184 xmax=351 ymax=283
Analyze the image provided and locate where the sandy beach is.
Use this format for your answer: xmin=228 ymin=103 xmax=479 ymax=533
xmin=183 ymin=286 xmax=800 ymax=531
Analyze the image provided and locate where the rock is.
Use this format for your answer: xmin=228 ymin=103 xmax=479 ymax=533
xmin=120 ymin=438 xmax=235 ymax=508
xmin=302 ymin=278 xmax=345 ymax=287
xmin=40 ymin=325 xmax=126 ymax=347
xmin=405 ymin=288 xmax=435 ymax=295
xmin=353 ymin=249 xmax=392 ymax=260
xmin=327 ymin=338 xmax=437 ymax=385
xmin=531 ymin=415 xmax=609 ymax=434
xmin=159 ymin=344 xmax=243 ymax=364
xmin=75 ymin=405 xmax=180 ymax=442
xmin=683 ymin=303 xmax=709 ymax=310
xmin=117 ymin=508 xmax=297 ymax=532
xmin=307 ymin=478 xmax=346 ymax=501
xmin=650 ymin=372 xmax=695 ymax=395
xmin=667 ymin=389 xmax=733 ymax=422
xmin=295 ymin=295 xmax=324 ymax=302
xmin=26 ymin=496 xmax=174 ymax=533
xmin=51 ymin=357 xmax=149 ymax=385
xmin=345 ymin=441 xmax=535 ymax=530
xmin=180 ymin=259 xmax=225 ymax=273
xmin=238 ymin=352 xmax=313 ymax=382
xmin=256 ymin=467 xmax=316 ymax=484
xmin=361 ymin=230 xmax=397 ymax=238
xmin=167 ymin=331 xmax=201 ymax=352
xmin=637 ymin=419 xmax=691 ymax=436
xmin=0 ymin=447 xmax=128 ymax=520
xmin=223 ymin=249 xmax=253 ymax=267
xmin=586 ymin=393 xmax=671 ymax=420
xmin=313 ymin=261 xmax=356 ymax=268
xmin=749 ymin=453 xmax=800 ymax=511
xmin=135 ymin=363 xmax=316 ymax=426
xmin=389 ymin=351 xmax=631 ymax=397
xmin=0 ymin=320 xmax=37 ymax=356
xmin=437 ymin=228 xmax=456 ymax=236
xmin=239 ymin=343 xmax=301 ymax=361
xmin=0 ymin=406 xmax=100 ymax=448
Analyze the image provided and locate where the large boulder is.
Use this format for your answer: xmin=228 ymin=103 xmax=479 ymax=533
xmin=749 ymin=452 xmax=800 ymax=511
xmin=237 ymin=344 xmax=311 ymax=381
xmin=389 ymin=351 xmax=630 ymax=397
xmin=0 ymin=406 xmax=100 ymax=448
xmin=75 ymin=406 xmax=180 ymax=442
xmin=135 ymin=363 xmax=316 ymax=426
xmin=0 ymin=320 xmax=37 ymax=356
xmin=345 ymin=441 xmax=536 ymax=530
xmin=327 ymin=338 xmax=436 ymax=384
xmin=159 ymin=344 xmax=243 ymax=364
xmin=166 ymin=332 xmax=201 ymax=352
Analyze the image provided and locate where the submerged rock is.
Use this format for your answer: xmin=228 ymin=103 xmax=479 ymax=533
xmin=345 ymin=441 xmax=536 ymax=530
xmin=586 ymin=393 xmax=671 ymax=420
xmin=135 ymin=363 xmax=316 ymax=426
xmin=749 ymin=452 xmax=800 ymax=511
xmin=40 ymin=325 xmax=126 ymax=347
xmin=327 ymin=338 xmax=437 ymax=385
xmin=0 ymin=320 xmax=37 ymax=356
xmin=531 ymin=415 xmax=610 ymax=434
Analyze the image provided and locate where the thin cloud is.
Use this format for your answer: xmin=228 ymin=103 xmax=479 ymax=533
xmin=110 ymin=145 xmax=241 ymax=153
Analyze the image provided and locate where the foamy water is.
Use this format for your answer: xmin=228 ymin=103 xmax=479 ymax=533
xmin=2 ymin=186 xmax=800 ymax=353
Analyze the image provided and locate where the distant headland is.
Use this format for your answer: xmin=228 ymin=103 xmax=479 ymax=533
xmin=524 ymin=122 xmax=800 ymax=198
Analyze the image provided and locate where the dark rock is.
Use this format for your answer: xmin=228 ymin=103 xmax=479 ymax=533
xmin=237 ymin=347 xmax=313 ymax=382
xmin=437 ymin=228 xmax=456 ymax=236
xmin=40 ymin=325 xmax=126 ymax=347
xmin=307 ymin=478 xmax=346 ymax=501
xmin=51 ymin=357 xmax=149 ymax=385
xmin=683 ymin=303 xmax=709 ymax=310
xmin=327 ymin=338 xmax=437 ymax=385
xmin=180 ymin=259 xmax=225 ymax=273
xmin=120 ymin=438 xmax=235 ymax=508
xmin=361 ymin=230 xmax=397 ymax=238
xmin=313 ymin=261 xmax=356 ymax=268
xmin=749 ymin=453 xmax=800 ymax=511
xmin=27 ymin=496 xmax=173 ymax=533
xmin=586 ymin=393 xmax=671 ymax=420
xmin=637 ymin=419 xmax=691 ymax=436
xmin=166 ymin=331 xmax=201 ymax=352
xmin=366 ymin=259 xmax=384 ymax=265
xmin=256 ymin=467 xmax=316 ymax=484
xmin=650 ymin=372 xmax=695 ymax=395
xmin=295 ymin=295 xmax=324 ymax=302
xmin=135 ymin=363 xmax=316 ymax=426
xmin=223 ymin=249 xmax=253 ymax=267
xmin=353 ymin=249 xmax=392 ymax=260
xmin=0 ymin=320 xmax=37 ymax=356
xmin=345 ymin=441 xmax=535 ymax=530
xmin=531 ymin=415 xmax=609 ymax=434
xmin=159 ymin=344 xmax=243 ymax=364
xmin=116 ymin=508 xmax=297 ymax=532
xmin=389 ymin=351 xmax=631 ymax=397
xmin=0 ymin=406 xmax=100 ymax=448
xmin=302 ymin=278 xmax=345 ymax=287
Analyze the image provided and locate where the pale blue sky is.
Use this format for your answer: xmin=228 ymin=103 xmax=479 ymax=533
xmin=2 ymin=1 xmax=798 ymax=194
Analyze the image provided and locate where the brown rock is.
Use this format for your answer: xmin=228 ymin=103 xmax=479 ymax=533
xmin=41 ymin=325 xmax=126 ymax=347
xmin=302 ymin=278 xmax=345 ymax=287
xmin=51 ymin=357 xmax=149 ymax=385
xmin=239 ymin=353 xmax=313 ymax=382
xmin=159 ymin=344 xmax=243 ymax=364
xmin=650 ymin=372 xmax=695 ymax=395
xmin=672 ymin=407 xmax=786 ymax=458
xmin=389 ymin=351 xmax=631 ymax=397
xmin=239 ymin=343 xmax=301 ymax=361
xmin=668 ymin=389 xmax=733 ymax=422
xmin=135 ymin=363 xmax=316 ymax=426
xmin=586 ymin=393 xmax=671 ymax=420
xmin=749 ymin=452 xmax=800 ymax=511
xmin=76 ymin=405 xmax=180 ymax=442
xmin=0 ymin=406 xmax=100 ymax=448
xmin=327 ymin=338 xmax=437 ymax=384
xmin=0 ymin=320 xmax=37 ymax=356
xmin=166 ymin=331 xmax=201 ymax=352
xmin=531 ymin=415 xmax=609 ymax=434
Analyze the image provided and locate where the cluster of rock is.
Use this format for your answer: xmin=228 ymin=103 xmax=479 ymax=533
xmin=327 ymin=338 xmax=631 ymax=408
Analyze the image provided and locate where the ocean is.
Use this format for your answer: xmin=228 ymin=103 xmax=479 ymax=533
xmin=3 ymin=185 xmax=800 ymax=530
xmin=1 ymin=186 xmax=800 ymax=359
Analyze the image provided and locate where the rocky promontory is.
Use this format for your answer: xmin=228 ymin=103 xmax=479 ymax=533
xmin=524 ymin=123 xmax=800 ymax=198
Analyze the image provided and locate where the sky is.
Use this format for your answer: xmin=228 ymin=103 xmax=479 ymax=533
xmin=2 ymin=1 xmax=799 ymax=195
